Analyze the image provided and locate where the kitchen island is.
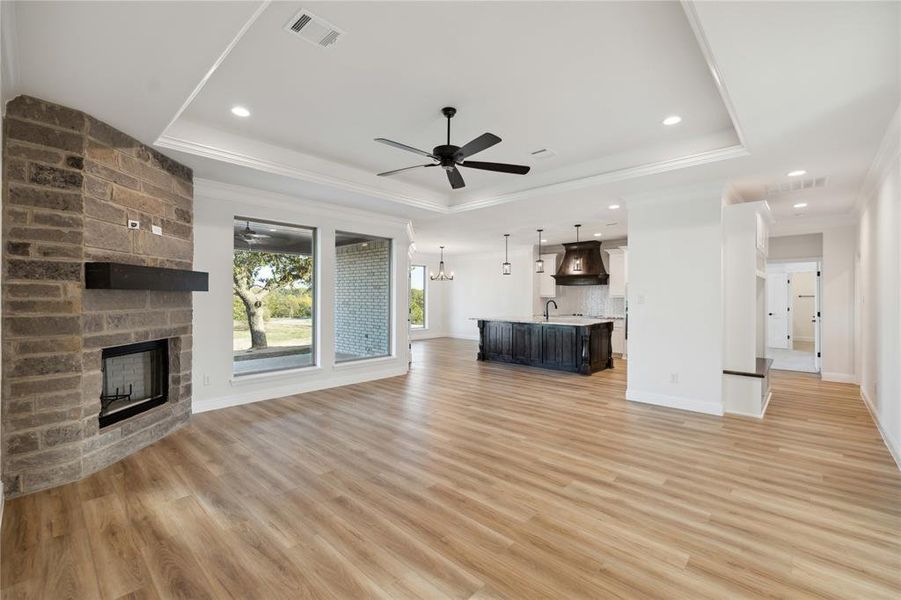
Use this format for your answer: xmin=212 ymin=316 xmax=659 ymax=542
xmin=473 ymin=317 xmax=614 ymax=375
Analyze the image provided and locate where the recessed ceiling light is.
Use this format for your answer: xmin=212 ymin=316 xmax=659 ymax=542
xmin=541 ymin=239 xmax=548 ymax=243
xmin=593 ymin=233 xmax=602 ymax=237
xmin=231 ymin=105 xmax=251 ymax=117
xmin=787 ymin=169 xmax=806 ymax=177
xmin=608 ymin=204 xmax=620 ymax=210
xmin=269 ymin=228 xmax=278 ymax=232
xmin=662 ymin=115 xmax=682 ymax=126
xmin=793 ymin=202 xmax=808 ymax=208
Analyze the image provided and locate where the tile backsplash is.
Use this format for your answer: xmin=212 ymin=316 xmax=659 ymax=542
xmin=549 ymin=284 xmax=625 ymax=317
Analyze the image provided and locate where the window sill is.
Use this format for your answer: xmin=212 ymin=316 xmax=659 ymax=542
xmin=333 ymin=355 xmax=395 ymax=369
xmin=230 ymin=364 xmax=322 ymax=386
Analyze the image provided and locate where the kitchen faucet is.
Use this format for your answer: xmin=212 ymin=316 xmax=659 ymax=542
xmin=544 ymin=299 xmax=558 ymax=321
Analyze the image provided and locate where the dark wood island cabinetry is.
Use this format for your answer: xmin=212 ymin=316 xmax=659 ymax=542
xmin=476 ymin=318 xmax=614 ymax=375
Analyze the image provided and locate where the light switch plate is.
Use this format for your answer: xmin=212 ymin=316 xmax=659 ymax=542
xmin=151 ymin=224 xmax=162 ymax=236
xmin=127 ymin=220 xmax=140 ymax=230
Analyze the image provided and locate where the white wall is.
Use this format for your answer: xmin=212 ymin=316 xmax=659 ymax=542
xmin=821 ymin=226 xmax=856 ymax=382
xmin=409 ymin=251 xmax=449 ymax=340
xmin=856 ymin=106 xmax=900 ymax=466
xmin=192 ymin=180 xmax=412 ymax=413
xmin=626 ymin=183 xmax=725 ymax=415
xmin=446 ymin=248 xmax=534 ymax=340
xmin=768 ymin=233 xmax=823 ymax=260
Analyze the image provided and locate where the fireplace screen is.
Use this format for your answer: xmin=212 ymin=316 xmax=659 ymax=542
xmin=100 ymin=339 xmax=169 ymax=428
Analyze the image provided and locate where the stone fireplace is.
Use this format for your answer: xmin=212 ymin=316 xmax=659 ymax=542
xmin=2 ymin=96 xmax=196 ymax=497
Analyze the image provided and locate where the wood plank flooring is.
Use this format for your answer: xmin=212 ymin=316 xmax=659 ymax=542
xmin=2 ymin=338 xmax=899 ymax=599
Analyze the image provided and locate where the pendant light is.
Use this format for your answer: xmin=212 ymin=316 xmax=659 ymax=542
xmin=572 ymin=224 xmax=583 ymax=272
xmin=430 ymin=246 xmax=454 ymax=281
xmin=535 ymin=229 xmax=545 ymax=273
xmin=502 ymin=234 xmax=511 ymax=275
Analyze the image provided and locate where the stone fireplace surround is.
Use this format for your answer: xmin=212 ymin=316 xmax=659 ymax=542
xmin=2 ymin=96 xmax=194 ymax=497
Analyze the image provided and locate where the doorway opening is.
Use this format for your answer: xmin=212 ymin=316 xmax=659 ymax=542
xmin=765 ymin=260 xmax=820 ymax=373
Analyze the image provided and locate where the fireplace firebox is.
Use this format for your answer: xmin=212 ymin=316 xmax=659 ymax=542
xmin=100 ymin=339 xmax=169 ymax=428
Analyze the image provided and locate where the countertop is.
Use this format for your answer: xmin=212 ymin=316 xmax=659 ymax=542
xmin=471 ymin=316 xmax=615 ymax=326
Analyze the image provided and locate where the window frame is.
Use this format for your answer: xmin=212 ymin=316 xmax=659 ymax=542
xmin=410 ymin=264 xmax=428 ymax=330
xmin=232 ymin=216 xmax=318 ymax=377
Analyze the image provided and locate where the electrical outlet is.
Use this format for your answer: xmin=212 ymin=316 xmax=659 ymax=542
xmin=151 ymin=224 xmax=162 ymax=236
xmin=127 ymin=219 xmax=140 ymax=230
xmin=670 ymin=373 xmax=679 ymax=384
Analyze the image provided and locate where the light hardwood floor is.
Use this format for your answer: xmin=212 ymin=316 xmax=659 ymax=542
xmin=2 ymin=338 xmax=900 ymax=599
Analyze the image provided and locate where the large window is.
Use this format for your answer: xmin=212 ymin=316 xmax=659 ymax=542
xmin=335 ymin=231 xmax=391 ymax=362
xmin=410 ymin=265 xmax=426 ymax=329
xmin=233 ymin=218 xmax=315 ymax=376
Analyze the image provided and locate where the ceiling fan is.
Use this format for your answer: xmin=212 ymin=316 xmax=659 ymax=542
xmin=236 ymin=220 xmax=270 ymax=244
xmin=375 ymin=107 xmax=530 ymax=190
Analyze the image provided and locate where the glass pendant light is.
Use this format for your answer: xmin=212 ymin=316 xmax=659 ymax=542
xmin=535 ymin=229 xmax=545 ymax=273
xmin=502 ymin=234 xmax=512 ymax=275
xmin=430 ymin=246 xmax=454 ymax=281
xmin=572 ymin=224 xmax=583 ymax=272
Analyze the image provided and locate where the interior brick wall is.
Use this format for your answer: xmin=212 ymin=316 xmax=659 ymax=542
xmin=1 ymin=96 xmax=194 ymax=497
xmin=335 ymin=239 xmax=391 ymax=358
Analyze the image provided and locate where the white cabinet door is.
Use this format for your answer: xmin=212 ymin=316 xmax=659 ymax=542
xmin=607 ymin=248 xmax=627 ymax=297
xmin=538 ymin=254 xmax=558 ymax=297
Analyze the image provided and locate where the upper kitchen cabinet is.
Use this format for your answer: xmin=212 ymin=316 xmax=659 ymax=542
xmin=538 ymin=253 xmax=559 ymax=297
xmin=606 ymin=247 xmax=628 ymax=297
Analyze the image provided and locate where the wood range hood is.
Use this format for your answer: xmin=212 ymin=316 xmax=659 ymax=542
xmin=552 ymin=240 xmax=609 ymax=286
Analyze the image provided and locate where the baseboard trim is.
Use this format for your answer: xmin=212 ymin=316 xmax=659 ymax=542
xmin=726 ymin=391 xmax=773 ymax=419
xmin=860 ymin=387 xmax=901 ymax=471
xmin=447 ymin=333 xmax=480 ymax=341
xmin=194 ymin=365 xmax=408 ymax=414
xmin=410 ymin=330 xmax=448 ymax=341
xmin=626 ymin=389 xmax=724 ymax=416
xmin=821 ymin=372 xmax=858 ymax=384
xmin=1 ymin=481 xmax=4 ymax=526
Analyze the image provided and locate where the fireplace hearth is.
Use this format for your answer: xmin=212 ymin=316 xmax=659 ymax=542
xmin=100 ymin=339 xmax=169 ymax=428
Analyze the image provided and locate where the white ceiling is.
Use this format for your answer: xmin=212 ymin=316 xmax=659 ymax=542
xmin=4 ymin=1 xmax=899 ymax=255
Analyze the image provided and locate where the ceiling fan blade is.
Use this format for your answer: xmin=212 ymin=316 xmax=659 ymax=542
xmin=447 ymin=166 xmax=465 ymax=189
xmin=454 ymin=133 xmax=501 ymax=159
xmin=377 ymin=164 xmax=436 ymax=177
xmin=458 ymin=160 xmax=530 ymax=175
xmin=374 ymin=138 xmax=437 ymax=159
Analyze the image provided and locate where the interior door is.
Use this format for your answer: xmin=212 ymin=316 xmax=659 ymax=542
xmin=814 ymin=266 xmax=822 ymax=371
xmin=767 ymin=273 xmax=790 ymax=349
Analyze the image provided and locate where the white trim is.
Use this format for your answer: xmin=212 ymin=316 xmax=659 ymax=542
xmin=159 ymin=135 xmax=447 ymax=213
xmin=856 ymin=105 xmax=901 ymax=212
xmin=821 ymin=372 xmax=857 ymax=384
xmin=159 ymin=1 xmax=271 ymax=136
xmin=626 ymin=389 xmax=724 ymax=416
xmin=447 ymin=333 xmax=480 ymax=342
xmin=194 ymin=178 xmax=414 ymax=227
xmin=449 ymin=146 xmax=747 ymax=213
xmin=0 ymin=0 xmax=20 ymax=109
xmin=726 ymin=391 xmax=773 ymax=420
xmin=680 ymin=1 xmax=748 ymax=148
xmin=0 ymin=481 xmax=4 ymax=521
xmin=333 ymin=354 xmax=395 ymax=369
xmin=196 ymin=363 xmax=407 ymax=414
xmin=230 ymin=365 xmax=322 ymax=386
xmin=861 ymin=387 xmax=901 ymax=471
xmin=411 ymin=330 xmax=448 ymax=341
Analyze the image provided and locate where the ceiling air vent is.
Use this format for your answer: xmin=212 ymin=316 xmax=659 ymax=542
xmin=284 ymin=10 xmax=344 ymax=48
xmin=766 ymin=176 xmax=827 ymax=197
xmin=530 ymin=148 xmax=557 ymax=160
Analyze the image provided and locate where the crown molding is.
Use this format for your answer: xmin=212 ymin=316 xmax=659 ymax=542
xmin=449 ymin=145 xmax=747 ymax=213
xmin=856 ymin=104 xmax=900 ymax=212
xmin=680 ymin=0 xmax=748 ymax=148
xmin=158 ymin=134 xmax=447 ymax=213
xmin=194 ymin=177 xmax=414 ymax=230
xmin=159 ymin=1 xmax=270 ymax=136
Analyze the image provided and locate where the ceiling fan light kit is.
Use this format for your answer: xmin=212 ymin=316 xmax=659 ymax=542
xmin=375 ymin=106 xmax=531 ymax=190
